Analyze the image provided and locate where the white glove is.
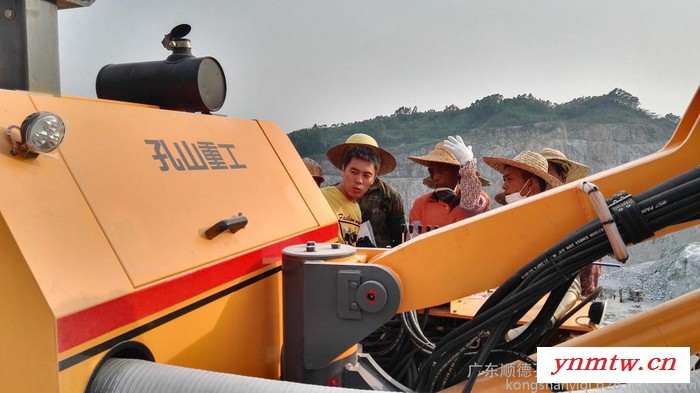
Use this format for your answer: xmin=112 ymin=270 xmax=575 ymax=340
xmin=443 ymin=135 xmax=473 ymax=165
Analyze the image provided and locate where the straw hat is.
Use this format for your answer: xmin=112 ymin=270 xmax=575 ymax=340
xmin=303 ymin=157 xmax=324 ymax=184
xmin=412 ymin=142 xmax=490 ymax=187
xmin=326 ymin=133 xmax=396 ymax=175
xmin=539 ymin=148 xmax=590 ymax=183
xmin=408 ymin=142 xmax=460 ymax=167
xmin=483 ymin=151 xmax=563 ymax=190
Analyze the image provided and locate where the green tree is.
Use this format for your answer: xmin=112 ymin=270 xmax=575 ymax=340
xmin=605 ymin=88 xmax=640 ymax=109
xmin=393 ymin=106 xmax=413 ymax=116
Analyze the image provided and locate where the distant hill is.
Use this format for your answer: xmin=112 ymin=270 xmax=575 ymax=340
xmin=289 ymin=88 xmax=693 ymax=264
xmin=289 ymin=88 xmax=680 ymax=158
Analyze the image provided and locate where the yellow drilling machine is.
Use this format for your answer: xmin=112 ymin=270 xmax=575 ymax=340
xmin=1 ymin=1 xmax=699 ymax=392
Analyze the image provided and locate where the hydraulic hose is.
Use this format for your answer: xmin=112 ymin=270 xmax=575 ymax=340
xmin=538 ymin=286 xmax=604 ymax=347
xmin=400 ymin=312 xmax=435 ymax=354
xmin=504 ymin=276 xmax=579 ymax=350
xmin=412 ymin=166 xmax=700 ymax=392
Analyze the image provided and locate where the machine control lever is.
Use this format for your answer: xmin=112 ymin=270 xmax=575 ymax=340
xmin=204 ymin=213 xmax=248 ymax=240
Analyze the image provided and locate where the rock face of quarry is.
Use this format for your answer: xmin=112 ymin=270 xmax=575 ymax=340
xmin=599 ymin=242 xmax=700 ymax=326
xmin=602 ymin=243 xmax=700 ymax=301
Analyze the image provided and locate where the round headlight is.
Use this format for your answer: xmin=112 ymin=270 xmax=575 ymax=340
xmin=21 ymin=112 xmax=66 ymax=154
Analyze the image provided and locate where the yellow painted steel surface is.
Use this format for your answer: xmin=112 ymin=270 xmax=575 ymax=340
xmin=1 ymin=80 xmax=699 ymax=393
xmin=55 ymin=264 xmax=286 ymax=391
xmin=370 ymin=86 xmax=700 ymax=313
xmin=449 ymin=292 xmax=593 ymax=332
xmin=31 ymin=94 xmax=325 ymax=288
xmin=0 ymin=90 xmax=131 ymax=321
xmin=0 ymin=217 xmax=58 ymax=392
xmin=445 ymin=289 xmax=700 ymax=393
xmin=0 ymin=88 xmax=337 ymax=392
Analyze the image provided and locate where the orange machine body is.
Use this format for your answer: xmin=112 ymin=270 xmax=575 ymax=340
xmin=3 ymin=84 xmax=700 ymax=392
xmin=4 ymin=2 xmax=700 ymax=391
xmin=0 ymin=89 xmax=338 ymax=392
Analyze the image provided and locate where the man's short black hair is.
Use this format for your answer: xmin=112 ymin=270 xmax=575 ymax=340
xmin=342 ymin=146 xmax=381 ymax=173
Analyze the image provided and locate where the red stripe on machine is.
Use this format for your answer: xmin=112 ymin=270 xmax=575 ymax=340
xmin=57 ymin=225 xmax=337 ymax=352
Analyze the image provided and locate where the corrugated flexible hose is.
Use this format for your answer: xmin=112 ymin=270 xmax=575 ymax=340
xmin=89 ymin=358 xmax=378 ymax=393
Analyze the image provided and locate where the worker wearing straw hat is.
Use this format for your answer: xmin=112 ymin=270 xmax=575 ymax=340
xmin=327 ymin=134 xmax=405 ymax=248
xmin=407 ymin=136 xmax=490 ymax=234
xmin=539 ymin=148 xmax=600 ymax=296
xmin=484 ymin=151 xmax=581 ymax=341
xmin=324 ymin=133 xmax=387 ymax=246
xmin=539 ymin=148 xmax=591 ymax=184
xmin=303 ymin=157 xmax=325 ymax=187
xmin=484 ymin=150 xmax=580 ymax=342
xmin=483 ymin=150 xmax=563 ymax=205
xmin=493 ymin=148 xmax=591 ymax=205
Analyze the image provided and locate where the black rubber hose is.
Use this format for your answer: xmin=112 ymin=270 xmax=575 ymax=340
xmin=633 ymin=166 xmax=700 ymax=202
xmin=459 ymin=322 xmax=511 ymax=393
xmin=432 ymin=261 xmax=585 ymax=360
xmin=505 ymin=276 xmax=578 ymax=354
xmin=473 ymin=219 xmax=601 ymax=315
xmin=415 ymin=167 xmax=700 ymax=392
xmin=537 ymin=287 xmax=603 ymax=348
xmin=485 ymin=171 xmax=700 ymax=305
xmin=415 ymin=287 xmax=554 ymax=389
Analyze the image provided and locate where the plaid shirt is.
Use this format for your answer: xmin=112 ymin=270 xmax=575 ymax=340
xmin=359 ymin=178 xmax=406 ymax=248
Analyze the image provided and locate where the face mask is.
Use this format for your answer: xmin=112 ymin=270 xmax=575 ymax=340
xmin=504 ymin=179 xmax=531 ymax=204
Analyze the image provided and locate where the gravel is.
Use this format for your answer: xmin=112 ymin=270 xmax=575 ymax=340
xmin=596 ymin=242 xmax=700 ymax=325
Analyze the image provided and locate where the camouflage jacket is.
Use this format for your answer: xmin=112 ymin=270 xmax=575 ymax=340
xmin=359 ymin=178 xmax=406 ymax=248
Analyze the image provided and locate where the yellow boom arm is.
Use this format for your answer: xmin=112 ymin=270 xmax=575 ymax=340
xmin=369 ymin=86 xmax=700 ymax=313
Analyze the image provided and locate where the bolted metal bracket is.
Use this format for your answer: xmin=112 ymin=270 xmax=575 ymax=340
xmin=281 ymin=242 xmax=401 ymax=384
xmin=337 ymin=270 xmax=362 ymax=320
xmin=303 ymin=261 xmax=400 ymax=370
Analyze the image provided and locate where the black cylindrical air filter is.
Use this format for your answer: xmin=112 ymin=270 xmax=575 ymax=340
xmin=96 ymin=56 xmax=226 ymax=113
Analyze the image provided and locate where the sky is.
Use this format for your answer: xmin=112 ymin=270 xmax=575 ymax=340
xmin=57 ymin=0 xmax=699 ymax=133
